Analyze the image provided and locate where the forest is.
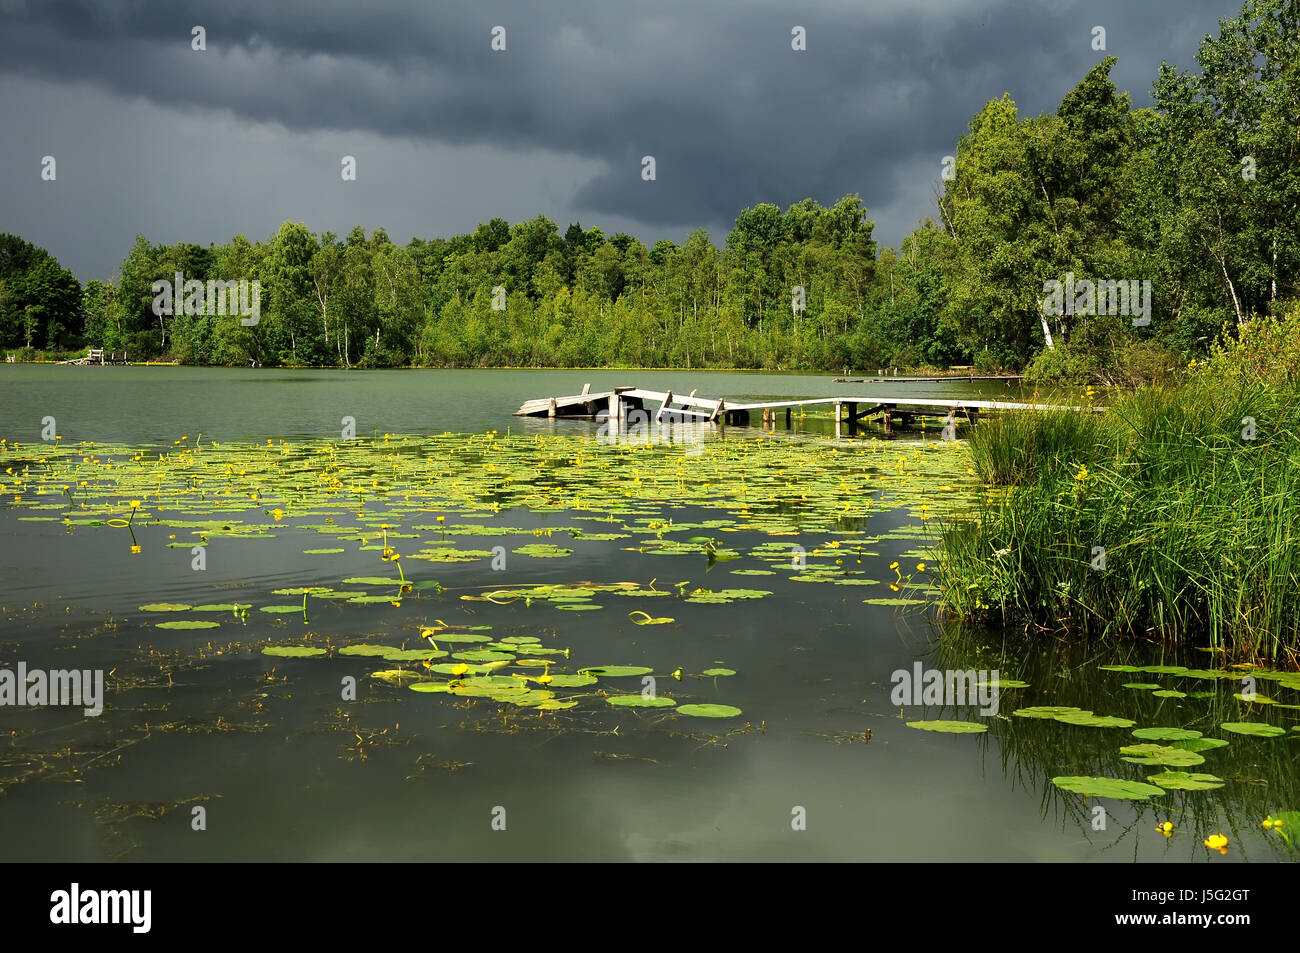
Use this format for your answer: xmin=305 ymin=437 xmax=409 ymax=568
xmin=2 ymin=0 xmax=1295 ymax=382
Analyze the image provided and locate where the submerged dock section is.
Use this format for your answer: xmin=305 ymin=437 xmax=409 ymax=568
xmin=515 ymin=384 xmax=1099 ymax=437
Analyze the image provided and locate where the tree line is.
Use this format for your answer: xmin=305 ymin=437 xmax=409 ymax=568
xmin=3 ymin=0 xmax=1295 ymax=381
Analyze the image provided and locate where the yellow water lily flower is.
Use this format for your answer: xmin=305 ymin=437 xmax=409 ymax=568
xmin=1156 ymin=821 xmax=1173 ymax=836
xmin=450 ymin=663 xmax=469 ymax=677
xmin=1203 ymin=833 xmax=1228 ymax=852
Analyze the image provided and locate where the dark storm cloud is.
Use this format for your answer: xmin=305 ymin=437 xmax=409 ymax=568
xmin=0 ymin=0 xmax=1237 ymax=279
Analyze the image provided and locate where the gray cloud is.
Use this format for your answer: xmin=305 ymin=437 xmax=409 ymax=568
xmin=0 ymin=0 xmax=1235 ymax=280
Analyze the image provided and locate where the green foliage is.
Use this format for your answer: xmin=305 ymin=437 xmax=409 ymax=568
xmin=937 ymin=322 xmax=1300 ymax=660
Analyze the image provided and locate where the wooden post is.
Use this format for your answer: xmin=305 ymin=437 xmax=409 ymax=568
xmin=785 ymin=407 xmax=792 ymax=428
xmin=882 ymin=405 xmax=893 ymax=434
xmin=607 ymin=393 xmax=621 ymax=434
xmin=581 ymin=383 xmax=591 ymax=395
xmin=657 ymin=390 xmax=673 ymax=423
xmin=548 ymin=397 xmax=557 ymax=418
xmin=708 ymin=398 xmax=724 ymax=423
xmin=834 ymin=401 xmax=842 ymax=439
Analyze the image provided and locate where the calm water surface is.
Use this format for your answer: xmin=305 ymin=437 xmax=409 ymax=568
xmin=0 ymin=366 xmax=1293 ymax=861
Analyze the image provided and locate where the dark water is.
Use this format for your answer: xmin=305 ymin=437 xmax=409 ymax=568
xmin=0 ymin=366 xmax=1294 ymax=861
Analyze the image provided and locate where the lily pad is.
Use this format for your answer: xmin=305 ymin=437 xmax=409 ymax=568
xmin=262 ymin=646 xmax=326 ymax=658
xmin=905 ymin=720 xmax=988 ymax=733
xmin=1146 ymin=771 xmax=1226 ymax=791
xmin=1052 ymin=776 xmax=1164 ymax=800
xmin=607 ymin=694 xmax=677 ymax=708
xmin=1220 ymin=722 xmax=1287 ymax=737
xmin=139 ymin=603 xmax=193 ymax=612
xmin=581 ymin=665 xmax=653 ymax=677
xmin=701 ymin=668 xmax=736 ymax=677
xmin=1119 ymin=743 xmax=1207 ymax=766
xmin=541 ymin=673 xmax=597 ymax=688
xmin=1131 ymin=727 xmax=1203 ymax=742
xmin=155 ymin=620 xmax=221 ymax=630
xmin=1054 ymin=712 xmax=1136 ymax=728
xmin=676 ymin=703 xmax=743 ymax=718
xmin=1014 ymin=706 xmax=1084 ymax=719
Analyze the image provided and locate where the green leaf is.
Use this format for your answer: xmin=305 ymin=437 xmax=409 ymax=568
xmin=1013 ymin=706 xmax=1086 ymax=719
xmin=905 ymin=720 xmax=988 ymax=733
xmin=1131 ymin=727 xmax=1202 ymax=742
xmin=1220 ymin=722 xmax=1287 ymax=737
xmin=1053 ymin=711 xmax=1135 ymax=728
xmin=607 ymin=694 xmax=677 ymax=708
xmin=1119 ymin=743 xmax=1206 ymax=766
xmin=676 ymin=703 xmax=743 ymax=718
xmin=580 ymin=665 xmax=653 ymax=677
xmin=262 ymin=646 xmax=326 ymax=657
xmin=1146 ymin=771 xmax=1225 ymax=791
xmin=1052 ymin=776 xmax=1164 ymax=799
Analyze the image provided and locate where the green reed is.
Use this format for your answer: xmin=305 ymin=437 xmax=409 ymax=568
xmin=937 ymin=379 xmax=1300 ymax=663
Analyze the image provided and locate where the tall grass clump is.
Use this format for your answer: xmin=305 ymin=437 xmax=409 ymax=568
xmin=937 ymin=306 xmax=1300 ymax=664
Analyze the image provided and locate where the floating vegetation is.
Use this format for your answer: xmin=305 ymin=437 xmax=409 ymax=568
xmin=1052 ymin=776 xmax=1165 ymax=800
xmin=683 ymin=588 xmax=772 ymax=605
xmin=511 ymin=543 xmax=574 ymax=558
xmin=905 ymin=720 xmax=988 ymax=733
xmin=1119 ymin=743 xmax=1207 ymax=767
xmin=1013 ymin=706 xmax=1084 ymax=719
xmin=262 ymin=646 xmax=328 ymax=658
xmin=1147 ymin=771 xmax=1226 ymax=791
xmin=1131 ymin=727 xmax=1203 ymax=742
xmin=607 ymin=695 xmax=677 ymax=708
xmin=581 ymin=665 xmax=654 ymax=678
xmin=1220 ymin=722 xmax=1288 ymax=737
xmin=1051 ymin=712 xmax=1136 ymax=728
xmin=676 ymin=704 xmax=743 ymax=718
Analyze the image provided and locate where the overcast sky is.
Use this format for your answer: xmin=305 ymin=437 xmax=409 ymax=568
xmin=1 ymin=0 xmax=1237 ymax=282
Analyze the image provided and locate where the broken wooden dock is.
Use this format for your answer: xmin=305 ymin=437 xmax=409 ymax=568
xmin=515 ymin=384 xmax=1101 ymax=437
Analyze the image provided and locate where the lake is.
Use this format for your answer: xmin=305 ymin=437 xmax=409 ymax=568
xmin=0 ymin=365 xmax=1294 ymax=861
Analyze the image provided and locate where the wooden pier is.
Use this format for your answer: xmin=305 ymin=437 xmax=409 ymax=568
xmin=515 ymin=384 xmax=1100 ymax=437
